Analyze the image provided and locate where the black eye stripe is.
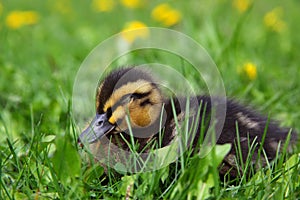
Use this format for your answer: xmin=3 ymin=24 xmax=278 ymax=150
xmin=116 ymin=91 xmax=151 ymax=105
xmin=109 ymin=91 xmax=152 ymax=112
xmin=131 ymin=91 xmax=151 ymax=99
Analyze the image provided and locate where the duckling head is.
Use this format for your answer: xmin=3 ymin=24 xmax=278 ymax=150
xmin=79 ymin=67 xmax=164 ymax=144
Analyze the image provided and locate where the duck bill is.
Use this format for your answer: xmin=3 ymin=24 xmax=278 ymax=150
xmin=79 ymin=113 xmax=115 ymax=144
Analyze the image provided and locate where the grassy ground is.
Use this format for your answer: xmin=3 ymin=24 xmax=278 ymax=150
xmin=1 ymin=0 xmax=300 ymax=199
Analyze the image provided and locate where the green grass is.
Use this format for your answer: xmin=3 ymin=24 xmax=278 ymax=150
xmin=1 ymin=0 xmax=300 ymax=199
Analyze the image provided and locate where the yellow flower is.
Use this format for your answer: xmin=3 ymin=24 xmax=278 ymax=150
xmin=151 ymin=3 xmax=181 ymax=27
xmin=242 ymin=62 xmax=257 ymax=80
xmin=92 ymin=0 xmax=115 ymax=12
xmin=264 ymin=7 xmax=286 ymax=33
xmin=232 ymin=0 xmax=251 ymax=13
xmin=6 ymin=11 xmax=39 ymax=29
xmin=121 ymin=21 xmax=149 ymax=43
xmin=120 ymin=0 xmax=141 ymax=9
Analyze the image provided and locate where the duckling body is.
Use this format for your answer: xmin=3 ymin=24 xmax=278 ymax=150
xmin=79 ymin=67 xmax=297 ymax=177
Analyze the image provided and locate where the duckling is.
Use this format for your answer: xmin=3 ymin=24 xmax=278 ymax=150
xmin=79 ymin=67 xmax=297 ymax=177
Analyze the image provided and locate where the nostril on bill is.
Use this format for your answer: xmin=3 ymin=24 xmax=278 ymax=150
xmin=97 ymin=120 xmax=104 ymax=126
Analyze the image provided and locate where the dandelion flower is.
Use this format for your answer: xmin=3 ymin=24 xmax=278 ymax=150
xmin=92 ymin=0 xmax=115 ymax=12
xmin=121 ymin=0 xmax=141 ymax=9
xmin=151 ymin=3 xmax=181 ymax=27
xmin=242 ymin=62 xmax=257 ymax=80
xmin=264 ymin=7 xmax=286 ymax=33
xmin=6 ymin=11 xmax=39 ymax=29
xmin=232 ymin=0 xmax=251 ymax=13
xmin=121 ymin=21 xmax=149 ymax=43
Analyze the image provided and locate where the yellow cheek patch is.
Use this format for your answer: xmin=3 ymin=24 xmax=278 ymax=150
xmin=132 ymin=110 xmax=151 ymax=127
xmin=108 ymin=106 xmax=125 ymax=124
xmin=129 ymin=103 xmax=152 ymax=127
